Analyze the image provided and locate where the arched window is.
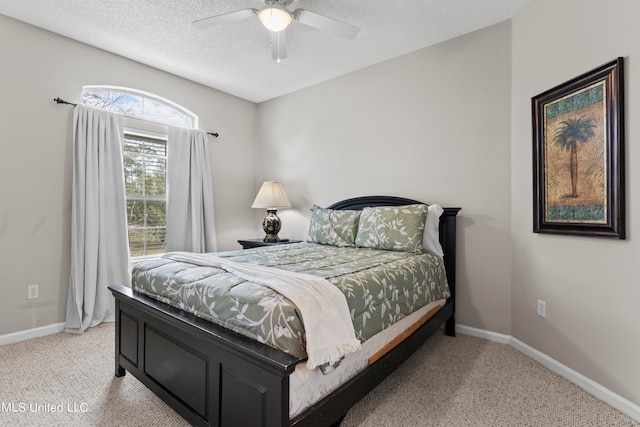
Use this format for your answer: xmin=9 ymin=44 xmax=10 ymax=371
xmin=82 ymin=86 xmax=198 ymax=128
xmin=81 ymin=86 xmax=198 ymax=258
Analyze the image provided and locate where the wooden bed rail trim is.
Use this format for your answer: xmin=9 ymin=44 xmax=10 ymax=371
xmin=368 ymin=305 xmax=441 ymax=365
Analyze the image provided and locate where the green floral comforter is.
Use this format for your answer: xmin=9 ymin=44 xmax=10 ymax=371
xmin=131 ymin=242 xmax=450 ymax=361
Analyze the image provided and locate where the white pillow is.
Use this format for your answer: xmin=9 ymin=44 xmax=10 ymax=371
xmin=422 ymin=204 xmax=444 ymax=256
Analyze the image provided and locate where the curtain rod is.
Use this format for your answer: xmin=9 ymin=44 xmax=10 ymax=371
xmin=53 ymin=97 xmax=219 ymax=137
xmin=54 ymin=97 xmax=77 ymax=107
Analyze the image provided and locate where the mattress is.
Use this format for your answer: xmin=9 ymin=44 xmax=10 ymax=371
xmin=131 ymin=242 xmax=450 ymax=362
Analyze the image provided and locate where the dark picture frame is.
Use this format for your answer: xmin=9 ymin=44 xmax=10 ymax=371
xmin=532 ymin=57 xmax=625 ymax=239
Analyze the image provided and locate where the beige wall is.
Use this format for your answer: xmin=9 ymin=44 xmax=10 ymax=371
xmin=0 ymin=15 xmax=258 ymax=335
xmin=511 ymin=0 xmax=640 ymax=406
xmin=257 ymin=22 xmax=514 ymax=335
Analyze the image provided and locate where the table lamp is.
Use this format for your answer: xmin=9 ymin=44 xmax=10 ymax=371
xmin=251 ymin=181 xmax=291 ymax=242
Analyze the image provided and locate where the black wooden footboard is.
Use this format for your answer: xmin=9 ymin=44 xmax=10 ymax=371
xmin=111 ymin=284 xmax=300 ymax=427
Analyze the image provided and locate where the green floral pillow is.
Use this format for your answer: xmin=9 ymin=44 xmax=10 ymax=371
xmin=355 ymin=204 xmax=428 ymax=253
xmin=306 ymin=205 xmax=361 ymax=247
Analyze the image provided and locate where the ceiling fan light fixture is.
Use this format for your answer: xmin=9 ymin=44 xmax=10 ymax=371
xmin=258 ymin=5 xmax=292 ymax=32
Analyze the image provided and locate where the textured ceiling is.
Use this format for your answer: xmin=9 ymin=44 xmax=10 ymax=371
xmin=0 ymin=0 xmax=531 ymax=103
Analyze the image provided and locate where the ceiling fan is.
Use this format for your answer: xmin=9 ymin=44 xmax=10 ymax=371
xmin=192 ymin=0 xmax=359 ymax=62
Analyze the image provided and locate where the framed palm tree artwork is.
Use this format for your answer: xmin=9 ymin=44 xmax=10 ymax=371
xmin=532 ymin=57 xmax=625 ymax=238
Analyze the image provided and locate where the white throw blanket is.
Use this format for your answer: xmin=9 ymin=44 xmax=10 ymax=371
xmin=163 ymin=252 xmax=362 ymax=369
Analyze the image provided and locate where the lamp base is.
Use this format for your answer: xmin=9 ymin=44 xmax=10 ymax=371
xmin=262 ymin=209 xmax=282 ymax=242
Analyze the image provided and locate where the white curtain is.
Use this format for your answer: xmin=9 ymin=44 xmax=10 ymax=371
xmin=64 ymin=105 xmax=130 ymax=334
xmin=166 ymin=127 xmax=217 ymax=253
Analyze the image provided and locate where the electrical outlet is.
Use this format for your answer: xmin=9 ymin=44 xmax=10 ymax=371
xmin=28 ymin=285 xmax=39 ymax=300
xmin=537 ymin=299 xmax=546 ymax=318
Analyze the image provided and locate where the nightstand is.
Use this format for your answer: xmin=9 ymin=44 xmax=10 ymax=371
xmin=237 ymin=238 xmax=302 ymax=250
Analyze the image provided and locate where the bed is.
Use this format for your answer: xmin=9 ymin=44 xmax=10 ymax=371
xmin=109 ymin=195 xmax=460 ymax=427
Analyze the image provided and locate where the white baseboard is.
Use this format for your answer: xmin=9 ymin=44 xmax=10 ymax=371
xmin=456 ymin=323 xmax=511 ymax=344
xmin=0 ymin=322 xmax=65 ymax=346
xmin=456 ymin=324 xmax=640 ymax=422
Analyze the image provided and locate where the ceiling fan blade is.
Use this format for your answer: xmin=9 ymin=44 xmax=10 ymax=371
xmin=192 ymin=9 xmax=257 ymax=29
xmin=293 ymin=9 xmax=359 ymax=39
xmin=270 ymin=30 xmax=287 ymax=62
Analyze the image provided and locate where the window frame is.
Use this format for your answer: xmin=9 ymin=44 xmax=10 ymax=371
xmin=123 ymin=128 xmax=168 ymax=259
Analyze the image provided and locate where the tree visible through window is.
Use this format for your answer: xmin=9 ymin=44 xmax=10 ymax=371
xmin=124 ymin=134 xmax=167 ymax=257
xmin=82 ymin=86 xmax=198 ymax=257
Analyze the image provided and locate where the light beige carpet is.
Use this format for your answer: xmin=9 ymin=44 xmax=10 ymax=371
xmin=0 ymin=323 xmax=637 ymax=426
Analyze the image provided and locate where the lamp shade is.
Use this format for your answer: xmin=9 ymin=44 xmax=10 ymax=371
xmin=258 ymin=5 xmax=292 ymax=32
xmin=251 ymin=181 xmax=291 ymax=209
